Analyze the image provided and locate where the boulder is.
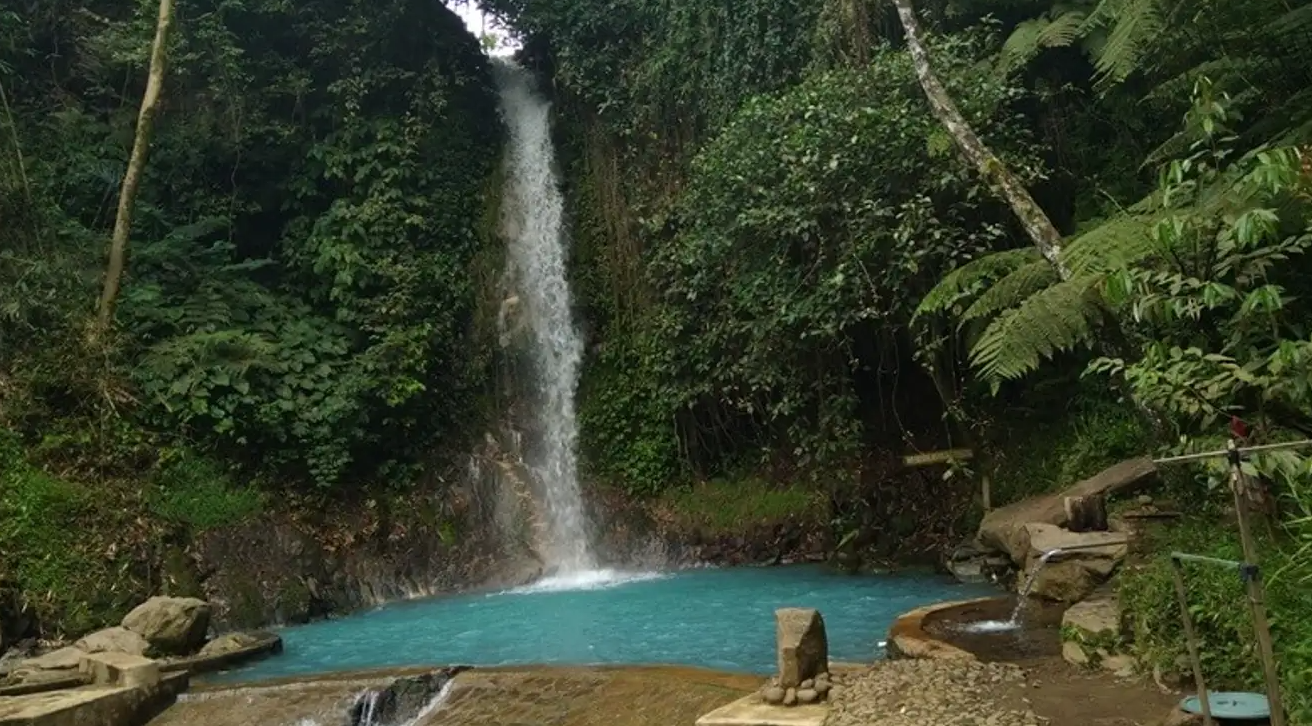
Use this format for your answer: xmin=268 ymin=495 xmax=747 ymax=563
xmin=0 ymin=638 xmax=37 ymax=677
xmin=8 ymin=666 xmax=86 ymax=688
xmin=775 ymin=608 xmax=828 ymax=689
xmin=944 ymin=539 xmax=1011 ymax=585
xmin=980 ymin=457 xmax=1157 ymax=564
xmin=198 ymin=631 xmax=261 ymax=657
xmin=1022 ymin=524 xmax=1128 ymax=602
xmin=346 ymin=668 xmax=465 ymax=726
xmin=1062 ymin=590 xmax=1133 ymax=673
xmin=75 ymin=626 xmax=152 ymax=657
xmin=1062 ymin=593 xmax=1122 ymax=638
xmin=19 ymin=645 xmax=86 ymax=672
xmin=122 ymin=596 xmax=212 ymax=655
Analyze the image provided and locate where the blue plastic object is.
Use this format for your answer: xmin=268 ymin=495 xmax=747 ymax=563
xmin=1180 ymin=692 xmax=1271 ymax=719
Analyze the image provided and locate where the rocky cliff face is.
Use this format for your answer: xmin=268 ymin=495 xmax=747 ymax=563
xmin=167 ymin=479 xmax=830 ymax=631
xmin=2 ymin=441 xmax=834 ymax=643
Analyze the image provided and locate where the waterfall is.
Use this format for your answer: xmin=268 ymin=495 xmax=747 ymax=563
xmin=492 ymin=59 xmax=597 ymax=575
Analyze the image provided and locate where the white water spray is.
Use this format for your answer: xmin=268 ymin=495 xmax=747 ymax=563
xmin=958 ymin=548 xmax=1066 ymax=634
xmin=493 ymin=59 xmax=597 ymax=575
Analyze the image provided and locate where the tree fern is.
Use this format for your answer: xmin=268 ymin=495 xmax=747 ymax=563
xmin=1087 ymin=0 xmax=1165 ymax=87
xmin=1062 ymin=212 xmax=1159 ymax=273
xmin=913 ymin=247 xmax=1040 ymax=319
xmin=968 ymin=273 xmax=1106 ymax=387
xmin=997 ymin=8 xmax=1089 ymax=76
xmin=960 ymin=259 xmax=1058 ymax=324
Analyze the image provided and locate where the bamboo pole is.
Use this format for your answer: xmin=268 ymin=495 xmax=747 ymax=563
xmin=1227 ymin=439 xmax=1286 ymax=726
xmin=1169 ymin=556 xmax=1215 ymax=726
xmin=1152 ymin=439 xmax=1312 ymax=466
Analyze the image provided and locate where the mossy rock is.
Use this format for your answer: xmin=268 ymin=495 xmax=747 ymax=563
xmin=1061 ymin=593 xmax=1133 ymax=673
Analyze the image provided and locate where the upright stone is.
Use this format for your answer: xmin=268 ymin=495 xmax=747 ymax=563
xmin=775 ymin=607 xmax=828 ymax=688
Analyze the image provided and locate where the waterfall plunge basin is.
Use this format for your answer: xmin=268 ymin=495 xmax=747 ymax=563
xmin=205 ymin=565 xmax=995 ymax=684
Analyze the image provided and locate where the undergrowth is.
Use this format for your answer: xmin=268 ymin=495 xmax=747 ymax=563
xmin=1119 ymin=516 xmax=1312 ymax=725
xmin=657 ymin=477 xmax=825 ymax=535
xmin=145 ymin=453 xmax=265 ymax=532
xmin=1 ymin=428 xmax=266 ymax=636
xmin=0 ymin=429 xmax=130 ymax=635
xmin=984 ymin=393 xmax=1155 ymax=506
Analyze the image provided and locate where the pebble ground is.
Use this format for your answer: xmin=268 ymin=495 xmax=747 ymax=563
xmin=827 ymin=659 xmax=1048 ymax=726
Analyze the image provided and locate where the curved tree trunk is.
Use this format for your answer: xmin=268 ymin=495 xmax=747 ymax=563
xmin=95 ymin=0 xmax=176 ymax=337
xmin=891 ymin=0 xmax=1070 ymax=280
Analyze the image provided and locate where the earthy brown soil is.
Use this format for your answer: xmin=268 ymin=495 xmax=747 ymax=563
xmin=1000 ymin=658 xmax=1182 ymax=726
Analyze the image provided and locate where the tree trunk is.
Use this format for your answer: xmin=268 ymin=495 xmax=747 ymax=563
xmin=94 ymin=0 xmax=176 ymax=337
xmin=1064 ymin=494 xmax=1109 ymax=532
xmin=891 ymin=0 xmax=1070 ymax=280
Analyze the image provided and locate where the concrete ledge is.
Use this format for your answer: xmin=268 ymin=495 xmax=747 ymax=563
xmin=159 ymin=631 xmax=282 ymax=677
xmin=885 ymin=597 xmax=1001 ymax=662
xmin=0 ymin=675 xmax=93 ymax=699
xmin=0 ymin=672 xmax=187 ymax=726
xmin=695 ymin=694 xmax=827 ymax=726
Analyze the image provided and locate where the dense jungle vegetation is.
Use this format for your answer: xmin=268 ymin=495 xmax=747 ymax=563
xmin=2 ymin=0 xmax=1312 ymax=717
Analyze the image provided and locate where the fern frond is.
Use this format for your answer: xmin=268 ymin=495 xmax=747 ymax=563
xmin=998 ymin=18 xmax=1049 ymax=76
xmin=997 ymin=10 xmax=1088 ymax=76
xmin=1038 ymin=10 xmax=1089 ymax=47
xmin=1062 ymin=213 xmax=1159 ymax=274
xmin=968 ymin=274 xmax=1105 ymax=386
xmin=914 ymin=247 xmax=1041 ymax=320
xmin=1266 ymin=2 xmax=1312 ymax=38
xmin=1143 ymin=57 xmax=1265 ymax=108
xmin=1090 ymin=0 xmax=1165 ymax=87
xmin=1242 ymin=85 xmax=1312 ymax=147
xmin=960 ymin=259 xmax=1059 ymax=324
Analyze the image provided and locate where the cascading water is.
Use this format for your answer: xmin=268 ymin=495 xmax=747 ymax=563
xmin=492 ymin=59 xmax=597 ymax=577
xmin=958 ymin=548 xmax=1066 ymax=634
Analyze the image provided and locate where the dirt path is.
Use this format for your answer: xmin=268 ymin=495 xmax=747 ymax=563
xmin=828 ymin=657 xmax=1180 ymax=726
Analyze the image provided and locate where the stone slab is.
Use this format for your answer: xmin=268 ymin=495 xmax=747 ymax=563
xmin=0 ymin=687 xmax=119 ymax=721
xmin=695 ymin=694 xmax=827 ymax=726
xmin=0 ymin=672 xmax=186 ymax=726
xmin=79 ymin=651 xmax=161 ymax=688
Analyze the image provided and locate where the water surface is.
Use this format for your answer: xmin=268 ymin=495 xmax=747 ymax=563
xmin=214 ymin=565 xmax=993 ymax=683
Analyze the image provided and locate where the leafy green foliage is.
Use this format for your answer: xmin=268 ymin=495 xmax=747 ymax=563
xmin=984 ymin=393 xmax=1153 ymax=505
xmin=1120 ymin=518 xmax=1312 ymax=724
xmin=657 ymin=477 xmax=826 ymax=535
xmin=145 ymin=453 xmax=264 ymax=532
xmin=0 ymin=429 xmax=137 ymax=635
xmin=634 ymin=34 xmax=1039 ymax=476
xmin=1 ymin=0 xmax=503 ymax=488
xmin=1089 ymin=88 xmax=1312 ymax=448
xmin=577 ymin=337 xmax=683 ymax=494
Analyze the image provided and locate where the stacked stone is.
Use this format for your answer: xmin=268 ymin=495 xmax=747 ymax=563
xmin=758 ymin=607 xmax=831 ymax=707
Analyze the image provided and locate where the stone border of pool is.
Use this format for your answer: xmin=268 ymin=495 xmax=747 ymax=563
xmin=159 ymin=631 xmax=283 ymax=677
xmin=885 ymin=597 xmax=1004 ymax=662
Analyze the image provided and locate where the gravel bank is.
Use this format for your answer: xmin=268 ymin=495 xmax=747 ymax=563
xmin=827 ymin=659 xmax=1048 ymax=726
